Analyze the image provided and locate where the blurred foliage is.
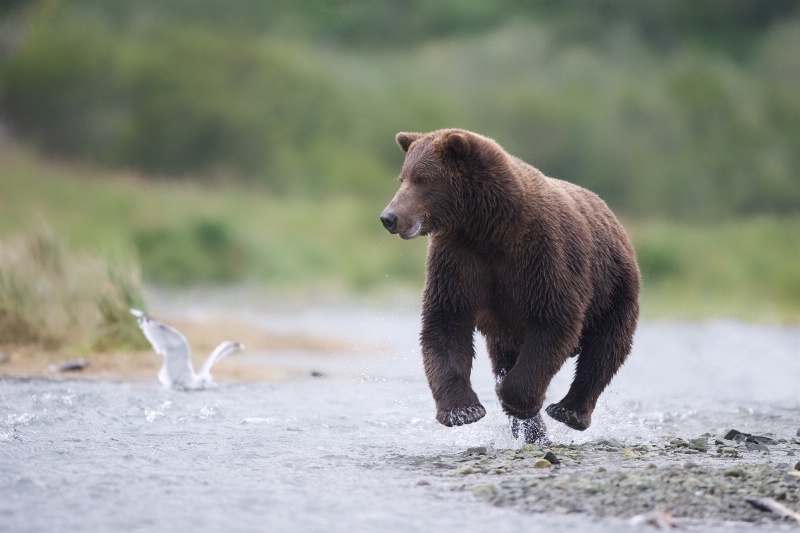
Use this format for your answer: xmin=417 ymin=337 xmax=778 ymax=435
xmin=135 ymin=219 xmax=251 ymax=285
xmin=1 ymin=0 xmax=799 ymax=220
xmin=0 ymin=1 xmax=799 ymax=323
xmin=2 ymin=149 xmax=799 ymax=322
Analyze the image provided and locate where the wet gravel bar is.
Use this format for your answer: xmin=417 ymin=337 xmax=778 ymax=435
xmin=413 ymin=429 xmax=800 ymax=529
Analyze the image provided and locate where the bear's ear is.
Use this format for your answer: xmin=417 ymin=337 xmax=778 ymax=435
xmin=440 ymin=131 xmax=470 ymax=159
xmin=396 ymin=132 xmax=423 ymax=153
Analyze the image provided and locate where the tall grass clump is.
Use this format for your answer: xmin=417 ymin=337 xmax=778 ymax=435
xmin=0 ymin=231 xmax=148 ymax=351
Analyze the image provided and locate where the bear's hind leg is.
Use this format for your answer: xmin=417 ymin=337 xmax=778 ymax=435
xmin=546 ymin=291 xmax=639 ymax=431
xmin=486 ymin=336 xmax=550 ymax=443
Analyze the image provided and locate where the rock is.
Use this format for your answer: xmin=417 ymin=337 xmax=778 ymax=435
xmin=724 ymin=468 xmax=745 ymax=477
xmin=718 ymin=446 xmax=739 ymax=457
xmin=629 ymin=509 xmax=678 ymax=529
xmin=459 ymin=466 xmax=476 ymax=475
xmin=621 ymin=448 xmax=639 ymax=460
xmin=310 ymin=370 xmax=325 ymax=377
xmin=543 ymin=451 xmax=560 ymax=465
xmin=466 ymin=447 xmax=487 ymax=455
xmin=723 ymin=429 xmax=750 ymax=441
xmin=597 ymin=438 xmax=623 ymax=450
xmin=520 ymin=443 xmax=538 ymax=454
xmin=797 ymin=428 xmax=800 ymax=437
xmin=533 ymin=459 xmax=551 ymax=468
xmin=746 ymin=442 xmax=769 ymax=452
xmin=688 ymin=438 xmax=708 ymax=453
xmin=746 ymin=435 xmax=779 ymax=446
xmin=472 ymin=485 xmax=497 ymax=498
xmin=416 ymin=480 xmax=430 ymax=486
xmin=795 ymin=462 xmax=800 ymax=471
xmin=48 ymin=359 xmax=89 ymax=372
xmin=669 ymin=438 xmax=689 ymax=448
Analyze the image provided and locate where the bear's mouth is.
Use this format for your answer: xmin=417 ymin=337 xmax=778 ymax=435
xmin=399 ymin=217 xmax=424 ymax=240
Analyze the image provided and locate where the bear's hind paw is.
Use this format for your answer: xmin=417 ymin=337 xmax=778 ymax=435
xmin=545 ymin=402 xmax=591 ymax=431
xmin=437 ymin=404 xmax=486 ymax=427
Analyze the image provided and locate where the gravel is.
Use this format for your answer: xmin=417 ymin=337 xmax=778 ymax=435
xmin=410 ymin=429 xmax=800 ymax=529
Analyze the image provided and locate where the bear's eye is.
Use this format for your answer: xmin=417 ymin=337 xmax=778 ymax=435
xmin=412 ymin=175 xmax=425 ymax=185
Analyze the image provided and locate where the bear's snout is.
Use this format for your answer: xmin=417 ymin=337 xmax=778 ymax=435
xmin=380 ymin=211 xmax=398 ymax=234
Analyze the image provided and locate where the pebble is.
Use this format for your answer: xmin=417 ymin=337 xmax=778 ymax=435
xmin=717 ymin=446 xmax=739 ymax=456
xmin=747 ymin=435 xmax=779 ymax=446
xmin=48 ymin=359 xmax=89 ymax=372
xmin=747 ymin=442 xmax=770 ymax=452
xmin=688 ymin=438 xmax=708 ymax=453
xmin=795 ymin=462 xmax=800 ymax=471
xmin=533 ymin=459 xmax=551 ymax=469
xmin=723 ymin=429 xmax=748 ymax=441
xmin=466 ymin=447 xmax=487 ymax=455
xmin=797 ymin=428 xmax=800 ymax=437
xmin=543 ymin=451 xmax=560 ymax=465
xmin=621 ymin=448 xmax=639 ymax=460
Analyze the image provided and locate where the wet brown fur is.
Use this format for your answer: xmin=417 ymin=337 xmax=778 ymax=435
xmin=382 ymin=129 xmax=640 ymax=432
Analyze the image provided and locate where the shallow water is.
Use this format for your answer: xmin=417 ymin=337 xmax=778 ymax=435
xmin=2 ymin=304 xmax=799 ymax=532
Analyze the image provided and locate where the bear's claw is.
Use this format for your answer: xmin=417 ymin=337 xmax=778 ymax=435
xmin=437 ymin=404 xmax=486 ymax=427
xmin=545 ymin=402 xmax=591 ymax=431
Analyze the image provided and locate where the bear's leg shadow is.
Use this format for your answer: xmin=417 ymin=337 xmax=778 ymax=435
xmin=421 ymin=310 xmax=485 ymax=427
xmin=546 ymin=291 xmax=639 ymax=431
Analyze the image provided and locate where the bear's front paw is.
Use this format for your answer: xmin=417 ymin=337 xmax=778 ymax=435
xmin=545 ymin=402 xmax=591 ymax=431
xmin=437 ymin=404 xmax=486 ymax=427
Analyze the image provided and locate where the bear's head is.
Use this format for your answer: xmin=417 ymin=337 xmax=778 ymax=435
xmin=380 ymin=129 xmax=507 ymax=240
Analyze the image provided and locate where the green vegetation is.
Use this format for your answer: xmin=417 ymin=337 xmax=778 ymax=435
xmin=2 ymin=1 xmax=800 ymax=218
xmin=1 ymin=149 xmax=798 ymax=323
xmin=0 ymin=0 xmax=798 ymax=333
xmin=0 ymin=226 xmax=147 ymax=351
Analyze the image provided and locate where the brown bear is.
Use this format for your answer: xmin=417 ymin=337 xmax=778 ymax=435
xmin=380 ymin=128 xmax=640 ymax=443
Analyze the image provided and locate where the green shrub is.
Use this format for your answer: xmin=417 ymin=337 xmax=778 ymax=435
xmin=134 ymin=219 xmax=251 ymax=285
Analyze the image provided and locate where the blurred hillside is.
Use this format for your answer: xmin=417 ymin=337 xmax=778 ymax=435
xmin=2 ymin=0 xmax=800 ymax=218
xmin=0 ymin=0 xmax=799 ymax=322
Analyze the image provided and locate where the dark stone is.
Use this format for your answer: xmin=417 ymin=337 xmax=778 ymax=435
xmin=797 ymin=428 xmax=800 ymax=437
xmin=543 ymin=451 xmax=560 ymax=465
xmin=723 ymin=429 xmax=750 ymax=441
xmin=310 ymin=370 xmax=325 ymax=378
xmin=746 ymin=442 xmax=769 ymax=452
xmin=53 ymin=359 xmax=89 ymax=372
xmin=794 ymin=462 xmax=800 ymax=471
xmin=746 ymin=435 xmax=779 ymax=446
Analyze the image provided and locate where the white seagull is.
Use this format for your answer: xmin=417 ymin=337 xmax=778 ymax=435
xmin=131 ymin=308 xmax=244 ymax=390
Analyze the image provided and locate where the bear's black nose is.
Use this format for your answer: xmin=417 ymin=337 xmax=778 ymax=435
xmin=380 ymin=212 xmax=398 ymax=233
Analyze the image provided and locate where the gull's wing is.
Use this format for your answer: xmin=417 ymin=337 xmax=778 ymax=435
xmin=131 ymin=309 xmax=196 ymax=388
xmin=197 ymin=341 xmax=244 ymax=382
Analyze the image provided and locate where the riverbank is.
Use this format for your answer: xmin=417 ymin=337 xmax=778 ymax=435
xmin=417 ymin=435 xmax=800 ymax=528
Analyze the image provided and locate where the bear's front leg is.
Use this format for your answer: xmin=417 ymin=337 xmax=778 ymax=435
xmin=421 ymin=308 xmax=485 ymax=427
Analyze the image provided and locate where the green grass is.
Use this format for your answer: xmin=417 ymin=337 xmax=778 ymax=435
xmin=0 ymin=146 xmax=428 ymax=293
xmin=1 ymin=147 xmax=798 ymax=324
xmin=0 ymin=228 xmax=148 ymax=351
xmin=632 ymin=218 xmax=800 ymax=323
